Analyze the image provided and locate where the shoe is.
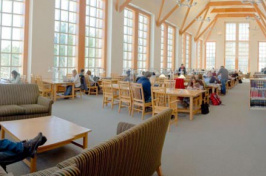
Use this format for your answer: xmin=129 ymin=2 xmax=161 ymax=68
xmin=23 ymin=133 xmax=44 ymax=157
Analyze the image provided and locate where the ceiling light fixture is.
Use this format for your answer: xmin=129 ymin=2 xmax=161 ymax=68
xmin=176 ymin=0 xmax=197 ymax=8
xmin=195 ymin=16 xmax=211 ymax=22
xmin=246 ymin=15 xmax=261 ymax=20
xmin=241 ymin=0 xmax=263 ymax=4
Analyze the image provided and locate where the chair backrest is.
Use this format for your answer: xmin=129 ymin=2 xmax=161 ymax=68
xmin=21 ymin=75 xmax=27 ymax=84
xmin=35 ymin=76 xmax=44 ymax=90
xmin=0 ymin=84 xmax=39 ymax=105
xmin=151 ymin=87 xmax=167 ymax=108
xmin=156 ymin=78 xmax=166 ymax=87
xmin=130 ymin=83 xmax=145 ymax=103
xmin=57 ymin=109 xmax=172 ymax=176
xmin=118 ymin=81 xmax=131 ymax=100
xmin=164 ymin=80 xmax=176 ymax=88
xmin=102 ymin=79 xmax=114 ymax=97
xmin=31 ymin=74 xmax=36 ymax=84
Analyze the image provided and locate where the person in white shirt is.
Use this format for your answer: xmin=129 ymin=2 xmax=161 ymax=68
xmin=86 ymin=70 xmax=100 ymax=91
xmin=64 ymin=69 xmax=81 ymax=96
xmin=10 ymin=70 xmax=22 ymax=84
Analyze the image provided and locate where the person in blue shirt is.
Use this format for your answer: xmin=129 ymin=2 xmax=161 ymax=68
xmin=137 ymin=71 xmax=152 ymax=103
xmin=0 ymin=133 xmax=46 ymax=171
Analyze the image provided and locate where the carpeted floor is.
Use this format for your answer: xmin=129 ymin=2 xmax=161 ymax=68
xmin=7 ymin=81 xmax=266 ymax=176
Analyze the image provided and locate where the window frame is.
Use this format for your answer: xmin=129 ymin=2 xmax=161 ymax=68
xmin=196 ymin=39 xmax=203 ymax=69
xmin=205 ymin=41 xmax=216 ymax=70
xmin=258 ymin=41 xmax=266 ymax=71
xmin=0 ymin=0 xmax=29 ymax=79
xmin=160 ymin=22 xmax=176 ymax=72
xmin=182 ymin=32 xmax=192 ymax=69
xmin=224 ymin=22 xmax=250 ymax=72
xmin=123 ymin=5 xmax=151 ymax=72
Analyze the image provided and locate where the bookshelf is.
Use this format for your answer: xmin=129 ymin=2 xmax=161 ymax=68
xmin=250 ymin=78 xmax=266 ymax=110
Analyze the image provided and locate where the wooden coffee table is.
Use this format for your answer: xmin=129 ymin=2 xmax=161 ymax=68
xmin=0 ymin=116 xmax=92 ymax=173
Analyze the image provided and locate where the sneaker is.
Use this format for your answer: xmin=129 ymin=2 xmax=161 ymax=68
xmin=23 ymin=133 xmax=44 ymax=157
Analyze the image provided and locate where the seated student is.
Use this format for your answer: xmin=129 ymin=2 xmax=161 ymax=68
xmin=123 ymin=70 xmax=131 ymax=82
xmin=79 ymin=69 xmax=88 ymax=93
xmin=86 ymin=70 xmax=100 ymax=90
xmin=204 ymin=71 xmax=220 ymax=84
xmin=10 ymin=70 xmax=22 ymax=84
xmin=0 ymin=133 xmax=46 ymax=171
xmin=178 ymin=64 xmax=186 ymax=75
xmin=137 ymin=71 xmax=152 ymax=103
xmin=183 ymin=76 xmax=204 ymax=107
xmin=64 ymin=69 xmax=81 ymax=96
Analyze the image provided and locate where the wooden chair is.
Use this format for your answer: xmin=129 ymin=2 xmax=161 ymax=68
xmin=31 ymin=74 xmax=36 ymax=84
xmin=36 ymin=76 xmax=52 ymax=97
xmin=74 ymin=87 xmax=83 ymax=99
xmin=84 ymin=75 xmax=98 ymax=95
xmin=131 ymin=83 xmax=152 ymax=120
xmin=118 ymin=81 xmax=131 ymax=114
xmin=21 ymin=75 xmax=27 ymax=84
xmin=155 ymin=78 xmax=166 ymax=87
xmin=102 ymin=80 xmax=119 ymax=109
xmin=163 ymin=79 xmax=176 ymax=88
xmin=151 ymin=87 xmax=178 ymax=131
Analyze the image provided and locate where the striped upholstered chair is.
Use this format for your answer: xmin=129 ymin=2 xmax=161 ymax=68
xmin=20 ymin=109 xmax=172 ymax=176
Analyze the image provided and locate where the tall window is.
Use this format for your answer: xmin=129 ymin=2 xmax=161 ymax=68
xmin=0 ymin=0 xmax=26 ymax=78
xmin=182 ymin=33 xmax=191 ymax=69
xmin=123 ymin=7 xmax=150 ymax=72
xmin=196 ymin=40 xmax=203 ymax=69
xmin=54 ymin=0 xmax=78 ymax=79
xmin=225 ymin=23 xmax=249 ymax=73
xmin=205 ymin=42 xmax=216 ymax=70
xmin=85 ymin=0 xmax=106 ymax=75
xmin=259 ymin=42 xmax=266 ymax=71
xmin=160 ymin=23 xmax=176 ymax=72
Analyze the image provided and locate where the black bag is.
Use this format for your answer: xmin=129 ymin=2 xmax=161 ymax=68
xmin=201 ymin=102 xmax=209 ymax=114
xmin=239 ymin=79 xmax=242 ymax=84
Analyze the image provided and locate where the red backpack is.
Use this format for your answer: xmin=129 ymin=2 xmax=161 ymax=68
xmin=210 ymin=93 xmax=222 ymax=105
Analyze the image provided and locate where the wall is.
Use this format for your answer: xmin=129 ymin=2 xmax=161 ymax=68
xmin=205 ymin=18 xmax=266 ymax=74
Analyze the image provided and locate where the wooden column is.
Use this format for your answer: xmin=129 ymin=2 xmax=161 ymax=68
xmin=77 ymin=0 xmax=86 ymax=71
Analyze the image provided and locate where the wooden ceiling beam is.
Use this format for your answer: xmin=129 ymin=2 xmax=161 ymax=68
xmin=180 ymin=3 xmax=209 ymax=35
xmin=179 ymin=0 xmax=194 ymax=31
xmin=115 ymin=0 xmax=120 ymax=11
xmin=253 ymin=4 xmax=266 ymax=31
xmin=156 ymin=0 xmax=165 ymax=25
xmin=208 ymin=1 xmax=252 ymax=6
xmin=256 ymin=20 xmax=266 ymax=38
xmin=195 ymin=16 xmax=217 ymax=41
xmin=211 ymin=8 xmax=256 ymax=13
xmin=157 ymin=0 xmax=186 ymax=26
xmin=195 ymin=7 xmax=209 ymax=39
xmin=216 ymin=13 xmax=255 ymax=18
xmin=204 ymin=18 xmax=218 ymax=43
xmin=119 ymin=0 xmax=133 ymax=12
xmin=261 ymin=0 xmax=266 ymax=13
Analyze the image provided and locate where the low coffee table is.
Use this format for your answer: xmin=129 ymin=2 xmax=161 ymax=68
xmin=0 ymin=116 xmax=92 ymax=173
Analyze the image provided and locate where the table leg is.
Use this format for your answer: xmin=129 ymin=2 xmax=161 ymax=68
xmin=199 ymin=94 xmax=203 ymax=106
xmin=30 ymin=155 xmax=37 ymax=173
xmin=190 ymin=97 xmax=193 ymax=121
xmin=83 ymin=133 xmax=88 ymax=149
xmin=1 ymin=128 xmax=5 ymax=139
xmin=72 ymin=84 xmax=75 ymax=99
xmin=53 ymin=85 xmax=57 ymax=102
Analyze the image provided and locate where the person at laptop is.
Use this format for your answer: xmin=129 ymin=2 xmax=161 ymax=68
xmin=0 ymin=133 xmax=47 ymax=171
xmin=64 ymin=69 xmax=81 ymax=96
xmin=86 ymin=70 xmax=100 ymax=90
xmin=10 ymin=70 xmax=21 ymax=84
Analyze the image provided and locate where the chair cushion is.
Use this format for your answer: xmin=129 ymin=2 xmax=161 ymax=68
xmin=19 ymin=104 xmax=48 ymax=115
xmin=51 ymin=165 xmax=80 ymax=176
xmin=0 ymin=105 xmax=25 ymax=116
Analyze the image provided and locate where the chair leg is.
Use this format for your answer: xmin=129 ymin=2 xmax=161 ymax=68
xmin=111 ymin=98 xmax=114 ymax=110
xmin=156 ymin=166 xmax=163 ymax=176
xmin=141 ymin=106 xmax=145 ymax=120
xmin=118 ymin=101 xmax=121 ymax=113
xmin=131 ymin=105 xmax=134 ymax=117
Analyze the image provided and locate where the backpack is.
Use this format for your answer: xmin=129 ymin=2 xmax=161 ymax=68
xmin=210 ymin=93 xmax=222 ymax=106
xmin=201 ymin=102 xmax=209 ymax=114
xmin=239 ymin=79 xmax=242 ymax=84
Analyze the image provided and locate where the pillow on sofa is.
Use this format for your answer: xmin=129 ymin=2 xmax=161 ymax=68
xmin=51 ymin=165 xmax=80 ymax=176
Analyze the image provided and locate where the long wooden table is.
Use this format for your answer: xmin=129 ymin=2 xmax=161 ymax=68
xmin=0 ymin=116 xmax=91 ymax=173
xmin=43 ymin=79 xmax=75 ymax=101
xmin=111 ymin=84 xmax=205 ymax=120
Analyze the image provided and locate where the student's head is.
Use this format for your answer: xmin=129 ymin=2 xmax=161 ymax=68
xmin=190 ymin=76 xmax=196 ymax=84
xmin=221 ymin=66 xmax=225 ymax=69
xmin=181 ymin=64 xmax=184 ymax=67
xmin=11 ymin=70 xmax=19 ymax=79
xmin=80 ymin=69 xmax=84 ymax=74
xmin=207 ymin=71 xmax=212 ymax=77
xmin=72 ymin=69 xmax=77 ymax=76
xmin=144 ymin=71 xmax=152 ymax=78
xmin=126 ymin=70 xmax=131 ymax=77
xmin=86 ymin=70 xmax=92 ymax=76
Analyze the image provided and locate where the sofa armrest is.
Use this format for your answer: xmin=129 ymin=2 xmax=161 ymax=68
xmin=0 ymin=166 xmax=13 ymax=176
xmin=37 ymin=96 xmax=54 ymax=115
xmin=117 ymin=122 xmax=135 ymax=135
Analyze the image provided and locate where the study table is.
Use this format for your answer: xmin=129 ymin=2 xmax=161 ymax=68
xmin=42 ymin=79 xmax=75 ymax=102
xmin=110 ymin=84 xmax=205 ymax=120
